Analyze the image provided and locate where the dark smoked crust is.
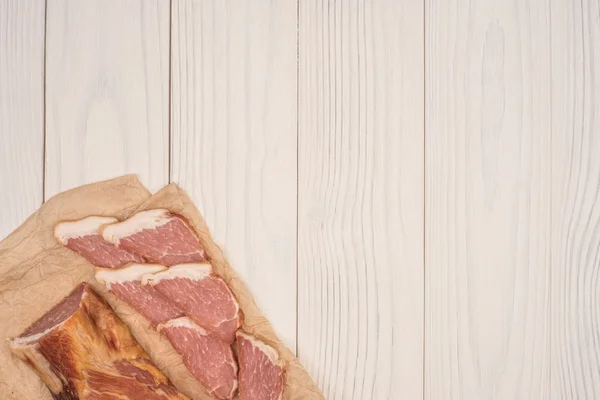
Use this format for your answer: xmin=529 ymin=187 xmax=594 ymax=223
xmin=39 ymin=329 xmax=80 ymax=386
xmin=51 ymin=383 xmax=78 ymax=400
xmin=88 ymin=369 xmax=179 ymax=400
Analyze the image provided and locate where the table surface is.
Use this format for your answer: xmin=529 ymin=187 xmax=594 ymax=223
xmin=1 ymin=0 xmax=598 ymax=399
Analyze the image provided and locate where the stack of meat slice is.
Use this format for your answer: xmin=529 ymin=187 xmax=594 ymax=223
xmin=55 ymin=216 xmax=144 ymax=268
xmin=95 ymin=263 xmax=184 ymax=327
xmin=100 ymin=209 xmax=206 ymax=265
xmin=55 ymin=209 xmax=286 ymax=400
xmin=143 ymin=263 xmax=241 ymax=344
xmin=56 ymin=217 xmax=184 ymax=327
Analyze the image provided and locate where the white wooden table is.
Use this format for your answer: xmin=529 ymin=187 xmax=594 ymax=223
xmin=1 ymin=0 xmax=598 ymax=399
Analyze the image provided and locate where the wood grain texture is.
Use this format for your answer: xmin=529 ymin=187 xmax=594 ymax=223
xmin=551 ymin=0 xmax=600 ymax=397
xmin=298 ymin=1 xmax=424 ymax=398
xmin=425 ymin=0 xmax=552 ymax=398
xmin=170 ymin=0 xmax=298 ymax=350
xmin=4 ymin=0 xmax=600 ymax=397
xmin=44 ymin=0 xmax=169 ymax=199
xmin=0 ymin=0 xmax=45 ymax=240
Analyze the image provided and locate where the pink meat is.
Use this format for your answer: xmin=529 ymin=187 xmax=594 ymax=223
xmin=55 ymin=216 xmax=144 ymax=268
xmin=65 ymin=234 xmax=144 ymax=268
xmin=95 ymin=264 xmax=184 ymax=327
xmin=102 ymin=210 xmax=206 ymax=265
xmin=236 ymin=332 xmax=285 ymax=400
xmin=160 ymin=318 xmax=238 ymax=399
xmin=145 ymin=264 xmax=241 ymax=343
xmin=19 ymin=283 xmax=87 ymax=338
xmin=108 ymin=281 xmax=184 ymax=327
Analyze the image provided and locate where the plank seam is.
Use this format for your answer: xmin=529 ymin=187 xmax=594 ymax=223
xmin=295 ymin=0 xmax=300 ymax=358
xmin=422 ymin=0 xmax=426 ymax=398
xmin=42 ymin=0 xmax=48 ymax=202
xmin=168 ymin=0 xmax=173 ymax=184
xmin=548 ymin=0 xmax=553 ymax=395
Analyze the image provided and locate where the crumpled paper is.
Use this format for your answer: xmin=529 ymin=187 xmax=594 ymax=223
xmin=0 ymin=175 xmax=323 ymax=400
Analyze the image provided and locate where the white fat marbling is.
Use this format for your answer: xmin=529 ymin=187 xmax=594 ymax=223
xmin=54 ymin=216 xmax=118 ymax=244
xmin=95 ymin=263 xmax=167 ymax=288
xmin=237 ymin=331 xmax=282 ymax=365
xmin=157 ymin=316 xmax=209 ymax=335
xmin=142 ymin=263 xmax=212 ymax=285
xmin=101 ymin=209 xmax=171 ymax=245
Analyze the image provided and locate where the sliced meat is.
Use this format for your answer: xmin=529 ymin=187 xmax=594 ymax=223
xmin=101 ymin=209 xmax=206 ymax=265
xmin=143 ymin=263 xmax=241 ymax=343
xmin=236 ymin=331 xmax=286 ymax=400
xmin=10 ymin=283 xmax=188 ymax=400
xmin=95 ymin=264 xmax=184 ymax=327
xmin=55 ymin=216 xmax=144 ymax=268
xmin=158 ymin=317 xmax=238 ymax=400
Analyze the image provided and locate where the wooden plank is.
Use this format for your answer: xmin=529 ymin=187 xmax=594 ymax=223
xmin=45 ymin=0 xmax=169 ymax=199
xmin=0 ymin=0 xmax=45 ymax=240
xmin=425 ymin=0 xmax=552 ymax=398
xmin=170 ymin=0 xmax=298 ymax=350
xmin=551 ymin=0 xmax=600 ymax=396
xmin=298 ymin=1 xmax=424 ymax=398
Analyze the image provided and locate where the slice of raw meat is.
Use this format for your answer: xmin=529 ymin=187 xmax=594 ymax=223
xmin=96 ymin=263 xmax=184 ymax=327
xmin=10 ymin=283 xmax=189 ymax=400
xmin=143 ymin=263 xmax=241 ymax=343
xmin=236 ymin=331 xmax=286 ymax=400
xmin=158 ymin=317 xmax=238 ymax=400
xmin=55 ymin=216 xmax=144 ymax=268
xmin=101 ymin=209 xmax=206 ymax=265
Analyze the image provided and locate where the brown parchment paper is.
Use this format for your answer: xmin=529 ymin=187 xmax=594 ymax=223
xmin=0 ymin=175 xmax=323 ymax=400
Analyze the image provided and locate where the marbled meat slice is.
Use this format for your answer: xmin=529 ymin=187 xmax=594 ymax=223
xmin=10 ymin=283 xmax=189 ymax=400
xmin=236 ymin=331 xmax=286 ymax=400
xmin=95 ymin=263 xmax=184 ymax=327
xmin=158 ymin=317 xmax=238 ymax=400
xmin=101 ymin=209 xmax=206 ymax=265
xmin=55 ymin=216 xmax=144 ymax=268
xmin=143 ymin=263 xmax=241 ymax=343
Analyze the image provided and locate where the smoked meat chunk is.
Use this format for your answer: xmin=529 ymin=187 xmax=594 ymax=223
xmin=10 ymin=283 xmax=189 ymax=400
